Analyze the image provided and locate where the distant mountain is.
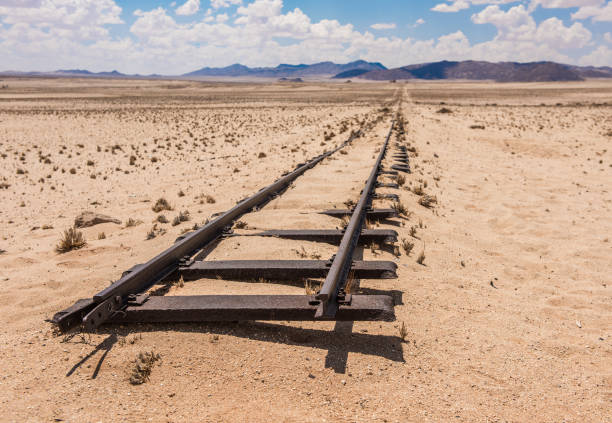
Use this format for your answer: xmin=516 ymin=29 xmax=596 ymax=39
xmin=2 ymin=60 xmax=611 ymax=82
xmin=332 ymin=69 xmax=372 ymax=79
xmin=183 ymin=60 xmax=387 ymax=78
xmin=346 ymin=60 xmax=612 ymax=82
xmin=0 ymin=69 xmax=132 ymax=78
xmin=56 ymin=69 xmax=127 ymax=77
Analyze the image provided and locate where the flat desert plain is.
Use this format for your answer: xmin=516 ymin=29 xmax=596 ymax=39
xmin=0 ymin=78 xmax=610 ymax=422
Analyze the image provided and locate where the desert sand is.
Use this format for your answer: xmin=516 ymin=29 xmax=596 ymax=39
xmin=0 ymin=78 xmax=610 ymax=422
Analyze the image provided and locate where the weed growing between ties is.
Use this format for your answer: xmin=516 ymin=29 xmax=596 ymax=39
xmin=391 ymin=201 xmax=410 ymax=218
xmin=344 ymin=271 xmax=357 ymax=294
xmin=304 ymin=279 xmax=321 ymax=295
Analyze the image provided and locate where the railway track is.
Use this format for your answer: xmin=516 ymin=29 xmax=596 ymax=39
xmin=52 ymin=111 xmax=410 ymax=332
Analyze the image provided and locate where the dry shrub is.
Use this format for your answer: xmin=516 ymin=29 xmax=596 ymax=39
xmin=125 ymin=218 xmax=142 ymax=227
xmin=172 ymin=210 xmax=190 ymax=226
xmin=419 ymin=194 xmax=437 ymax=208
xmin=401 ymin=238 xmax=414 ymax=255
xmin=304 ymin=279 xmax=321 ymax=295
xmin=416 ymin=249 xmax=426 ymax=265
xmin=391 ymin=201 xmax=409 ymax=217
xmin=234 ymin=220 xmax=248 ymax=229
xmin=198 ymin=194 xmax=215 ymax=204
xmin=129 ymin=351 xmax=161 ymax=385
xmin=399 ymin=322 xmax=408 ymax=342
xmin=152 ymin=198 xmax=173 ymax=213
xmin=146 ymin=224 xmax=166 ymax=240
xmin=412 ymin=185 xmax=424 ymax=196
xmin=56 ymin=227 xmax=86 ymax=253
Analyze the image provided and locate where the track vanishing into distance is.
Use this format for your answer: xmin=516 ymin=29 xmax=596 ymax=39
xmin=52 ymin=105 xmax=412 ymax=333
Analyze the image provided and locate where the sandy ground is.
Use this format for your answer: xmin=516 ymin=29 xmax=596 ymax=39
xmin=0 ymin=78 xmax=610 ymax=422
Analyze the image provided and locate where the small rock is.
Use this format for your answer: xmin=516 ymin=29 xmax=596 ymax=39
xmin=576 ymin=320 xmax=582 ymax=328
xmin=74 ymin=211 xmax=121 ymax=228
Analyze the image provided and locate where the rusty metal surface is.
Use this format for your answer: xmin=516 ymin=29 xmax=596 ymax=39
xmin=250 ymin=229 xmax=397 ymax=244
xmin=112 ymin=295 xmax=395 ymax=323
xmin=391 ymin=164 xmax=410 ymax=173
xmin=180 ymin=260 xmax=397 ymax=281
xmin=320 ymin=209 xmax=397 ymax=219
xmin=51 ymin=298 xmax=95 ymax=332
xmin=376 ymin=182 xmax=399 ymax=189
xmin=315 ymin=120 xmax=395 ymax=319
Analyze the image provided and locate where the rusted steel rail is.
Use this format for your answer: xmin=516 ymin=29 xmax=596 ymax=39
xmin=52 ymin=117 xmax=407 ymax=332
xmin=314 ymin=121 xmax=394 ymax=318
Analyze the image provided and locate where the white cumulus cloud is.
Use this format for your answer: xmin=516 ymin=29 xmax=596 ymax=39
xmin=176 ymin=0 xmax=200 ymax=16
xmin=211 ymin=0 xmax=243 ymax=9
xmin=572 ymin=1 xmax=612 ymax=21
xmin=370 ymin=23 xmax=396 ymax=30
xmin=432 ymin=1 xmax=470 ymax=12
xmin=579 ymin=44 xmax=612 ymax=65
xmin=532 ymin=0 xmax=604 ymax=8
xmin=472 ymin=4 xmax=591 ymax=48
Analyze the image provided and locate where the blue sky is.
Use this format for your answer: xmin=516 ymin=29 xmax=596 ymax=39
xmin=0 ymin=0 xmax=610 ymax=73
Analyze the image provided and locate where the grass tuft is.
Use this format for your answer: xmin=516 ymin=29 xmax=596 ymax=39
xmin=401 ymin=238 xmax=414 ymax=255
xmin=171 ymin=210 xmax=190 ymax=226
xmin=399 ymin=322 xmax=408 ymax=342
xmin=304 ymin=279 xmax=321 ymax=295
xmin=419 ymin=194 xmax=437 ymax=208
xmin=152 ymin=198 xmax=173 ymax=213
xmin=124 ymin=218 xmax=141 ymax=228
xmin=416 ymin=249 xmax=426 ymax=265
xmin=56 ymin=227 xmax=86 ymax=253
xmin=129 ymin=351 xmax=161 ymax=385
xmin=391 ymin=201 xmax=410 ymax=217
xmin=234 ymin=220 xmax=248 ymax=229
